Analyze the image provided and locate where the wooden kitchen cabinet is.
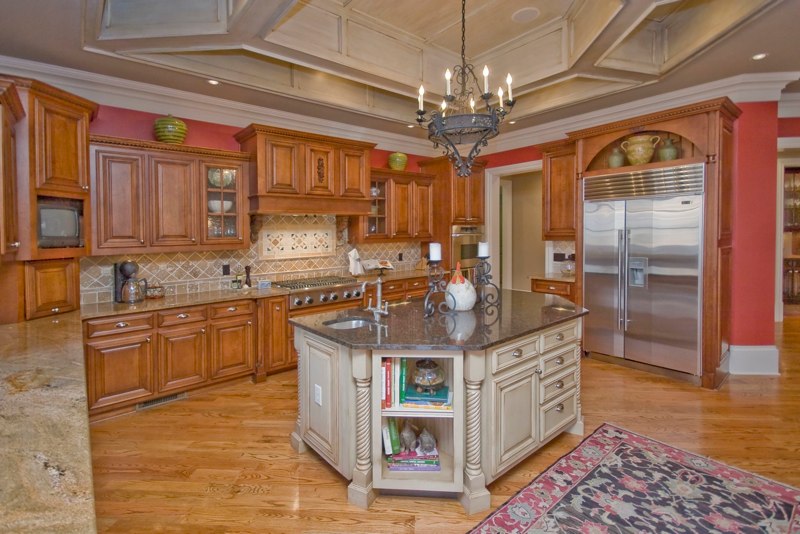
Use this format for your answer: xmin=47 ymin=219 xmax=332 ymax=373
xmin=235 ymin=124 xmax=375 ymax=215
xmin=90 ymin=136 xmax=250 ymax=254
xmin=350 ymin=168 xmax=434 ymax=243
xmin=362 ymin=275 xmax=427 ymax=304
xmin=530 ymin=276 xmax=575 ymax=302
xmin=0 ymin=81 xmax=23 ymax=259
xmin=23 ymin=258 xmax=79 ymax=320
xmin=156 ymin=324 xmax=208 ymax=393
xmin=209 ymin=315 xmax=255 ymax=381
xmin=259 ymin=295 xmax=291 ymax=376
xmin=539 ymin=140 xmax=577 ymax=240
xmin=3 ymin=75 xmax=97 ymax=261
xmin=85 ymin=331 xmax=155 ymax=412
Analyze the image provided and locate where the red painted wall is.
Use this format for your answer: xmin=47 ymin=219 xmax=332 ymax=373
xmin=779 ymin=117 xmax=800 ymax=137
xmin=731 ymin=102 xmax=779 ymax=346
xmin=484 ymin=146 xmax=543 ymax=168
xmin=90 ymin=105 xmax=241 ymax=151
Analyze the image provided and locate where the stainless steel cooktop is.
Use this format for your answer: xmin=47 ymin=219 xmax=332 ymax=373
xmin=273 ymin=276 xmax=363 ymax=310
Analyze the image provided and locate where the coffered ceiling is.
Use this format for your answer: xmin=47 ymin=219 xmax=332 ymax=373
xmin=0 ymin=0 xmax=798 ymax=141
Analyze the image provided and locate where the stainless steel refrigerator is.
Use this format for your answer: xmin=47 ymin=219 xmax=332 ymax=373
xmin=582 ymin=163 xmax=704 ymax=375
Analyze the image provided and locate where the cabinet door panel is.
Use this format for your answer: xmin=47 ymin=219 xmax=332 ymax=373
xmin=93 ymin=149 xmax=146 ymax=250
xmin=305 ymin=143 xmax=335 ymax=197
xmin=543 ymin=149 xmax=576 ymax=239
xmin=413 ymin=180 xmax=433 ymax=239
xmin=24 ymin=258 xmax=79 ymax=319
xmin=391 ymin=179 xmax=412 ymax=239
xmin=468 ymin=171 xmax=484 ymax=223
xmin=1 ymin=103 xmax=19 ymax=256
xmin=157 ymin=325 xmax=207 ymax=393
xmin=266 ymin=139 xmax=302 ymax=194
xmin=264 ymin=297 xmax=290 ymax=373
xmin=489 ymin=364 xmax=538 ymax=478
xmin=149 ymin=156 xmax=196 ymax=246
xmin=85 ymin=333 xmax=154 ymax=410
xmin=32 ymin=94 xmax=90 ymax=194
xmin=339 ymin=147 xmax=368 ymax=198
xmin=209 ymin=317 xmax=254 ymax=380
xmin=451 ymin=175 xmax=469 ymax=223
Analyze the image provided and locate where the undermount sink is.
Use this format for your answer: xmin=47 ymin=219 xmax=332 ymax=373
xmin=323 ymin=317 xmax=377 ymax=330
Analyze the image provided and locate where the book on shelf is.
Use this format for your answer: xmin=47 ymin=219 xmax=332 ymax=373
xmin=404 ymin=384 xmax=450 ymax=403
xmin=388 ymin=444 xmax=439 ymax=461
xmin=386 ymin=458 xmax=440 ymax=466
xmin=398 ymin=358 xmax=407 ymax=404
xmin=381 ymin=424 xmax=392 ymax=455
xmin=387 ymin=463 xmax=441 ymax=472
xmin=381 ymin=361 xmax=387 ymax=410
xmin=387 ymin=418 xmax=401 ymax=454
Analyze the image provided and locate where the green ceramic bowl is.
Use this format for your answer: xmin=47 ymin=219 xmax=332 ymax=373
xmin=154 ymin=115 xmax=188 ymax=144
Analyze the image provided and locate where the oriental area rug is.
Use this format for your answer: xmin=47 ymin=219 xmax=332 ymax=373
xmin=470 ymin=423 xmax=800 ymax=533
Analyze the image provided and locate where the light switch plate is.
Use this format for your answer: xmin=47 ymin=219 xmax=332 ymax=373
xmin=314 ymin=384 xmax=322 ymax=406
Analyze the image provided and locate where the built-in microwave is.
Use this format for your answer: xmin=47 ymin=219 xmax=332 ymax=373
xmin=451 ymin=225 xmax=484 ymax=270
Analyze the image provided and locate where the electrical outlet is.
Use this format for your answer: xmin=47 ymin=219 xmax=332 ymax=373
xmin=398 ymin=252 xmax=403 ymax=261
xmin=222 ymin=264 xmax=230 ymax=275
xmin=553 ymin=253 xmax=566 ymax=262
xmin=314 ymin=384 xmax=322 ymax=406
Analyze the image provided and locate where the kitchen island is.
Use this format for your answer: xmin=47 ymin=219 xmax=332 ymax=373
xmin=289 ymin=290 xmax=587 ymax=514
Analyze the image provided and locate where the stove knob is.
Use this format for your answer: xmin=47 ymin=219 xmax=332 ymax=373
xmin=343 ymin=291 xmax=352 ymax=299
xmin=320 ymin=294 xmax=329 ymax=303
xmin=353 ymin=289 xmax=362 ymax=298
xmin=293 ymin=298 xmax=303 ymax=307
xmin=329 ymin=293 xmax=339 ymax=301
xmin=304 ymin=296 xmax=314 ymax=305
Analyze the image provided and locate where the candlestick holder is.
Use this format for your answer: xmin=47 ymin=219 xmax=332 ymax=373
xmin=474 ymin=256 xmax=500 ymax=309
xmin=423 ymin=260 xmax=455 ymax=317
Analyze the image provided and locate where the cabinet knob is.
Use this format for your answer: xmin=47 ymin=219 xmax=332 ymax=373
xmin=51 ymin=307 xmax=60 ymax=313
xmin=511 ymin=348 xmax=523 ymax=358
xmin=115 ymin=321 xmax=129 ymax=328
xmin=191 ymin=237 xmax=196 ymax=242
xmin=227 ymin=306 xmax=238 ymax=312
xmin=177 ymin=313 xmax=189 ymax=319
xmin=82 ymin=185 xmax=89 ymax=191
xmin=555 ymin=356 xmax=565 ymax=365
xmin=555 ymin=332 xmax=565 ymax=341
xmin=247 ymin=320 xmax=252 ymax=326
xmin=201 ymin=328 xmax=206 ymax=334
xmin=9 ymin=241 xmax=19 ymax=248
xmin=146 ymin=337 xmax=151 ymax=343
xmin=548 ymin=286 xmax=556 ymax=290
xmin=238 ymin=236 xmax=243 ymax=241
xmin=140 ymin=239 xmax=145 ymax=244
xmin=275 ymin=305 xmax=280 ymax=311
xmin=555 ymin=380 xmax=565 ymax=389
xmin=555 ymin=403 xmax=565 ymax=413
xmin=535 ymin=368 xmax=542 ymax=375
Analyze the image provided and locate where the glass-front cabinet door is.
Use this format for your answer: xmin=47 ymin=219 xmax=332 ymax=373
xmin=366 ymin=176 xmax=388 ymax=239
xmin=201 ymin=161 xmax=244 ymax=244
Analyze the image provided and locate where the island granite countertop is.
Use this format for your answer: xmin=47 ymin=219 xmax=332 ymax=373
xmin=290 ymin=289 xmax=586 ymax=351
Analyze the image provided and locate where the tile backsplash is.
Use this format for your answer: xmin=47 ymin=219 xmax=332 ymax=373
xmin=80 ymin=215 xmax=422 ymax=304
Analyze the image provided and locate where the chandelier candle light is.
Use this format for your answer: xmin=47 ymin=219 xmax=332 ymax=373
xmin=416 ymin=0 xmax=516 ymax=177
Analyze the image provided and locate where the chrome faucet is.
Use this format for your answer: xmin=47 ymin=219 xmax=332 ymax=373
xmin=361 ymin=272 xmax=389 ymax=321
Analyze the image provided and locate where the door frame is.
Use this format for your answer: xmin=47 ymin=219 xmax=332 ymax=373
xmin=776 ymin=153 xmax=800 ymax=321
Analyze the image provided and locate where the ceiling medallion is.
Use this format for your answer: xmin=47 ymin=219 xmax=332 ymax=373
xmin=416 ymin=0 xmax=515 ymax=177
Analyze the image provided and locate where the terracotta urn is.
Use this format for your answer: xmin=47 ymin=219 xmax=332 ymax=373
xmin=620 ymin=134 xmax=660 ymax=166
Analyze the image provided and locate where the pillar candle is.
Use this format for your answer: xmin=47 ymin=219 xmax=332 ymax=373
xmin=429 ymin=242 xmax=442 ymax=261
xmin=478 ymin=242 xmax=489 ymax=257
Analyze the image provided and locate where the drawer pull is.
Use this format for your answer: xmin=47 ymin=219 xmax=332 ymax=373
xmin=51 ymin=307 xmax=60 ymax=313
xmin=555 ymin=332 xmax=565 ymax=341
xmin=511 ymin=348 xmax=523 ymax=358
xmin=114 ymin=321 xmax=129 ymax=328
xmin=247 ymin=321 xmax=252 ymax=326
xmin=227 ymin=306 xmax=238 ymax=312
xmin=9 ymin=241 xmax=19 ymax=248
xmin=555 ymin=403 xmax=565 ymax=413
xmin=548 ymin=285 xmax=556 ymax=290
xmin=177 ymin=313 xmax=189 ymax=319
xmin=555 ymin=380 xmax=564 ymax=389
xmin=555 ymin=356 xmax=565 ymax=365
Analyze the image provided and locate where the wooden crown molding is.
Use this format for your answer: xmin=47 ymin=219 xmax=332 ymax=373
xmin=89 ymin=134 xmax=250 ymax=160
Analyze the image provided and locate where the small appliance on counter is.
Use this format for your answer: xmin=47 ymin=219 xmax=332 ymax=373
xmin=113 ymin=260 xmax=148 ymax=303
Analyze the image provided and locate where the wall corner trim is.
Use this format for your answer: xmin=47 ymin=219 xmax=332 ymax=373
xmin=728 ymin=345 xmax=780 ymax=375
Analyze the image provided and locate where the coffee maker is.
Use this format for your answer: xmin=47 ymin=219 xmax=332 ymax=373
xmin=113 ymin=261 xmax=147 ymax=303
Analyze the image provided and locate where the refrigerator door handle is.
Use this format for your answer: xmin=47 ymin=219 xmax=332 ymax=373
xmin=618 ymin=229 xmax=625 ymax=330
xmin=624 ymin=229 xmax=631 ymax=331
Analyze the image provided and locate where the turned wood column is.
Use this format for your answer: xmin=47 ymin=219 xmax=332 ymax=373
xmin=347 ymin=349 xmax=376 ymax=508
xmin=290 ymin=334 xmax=307 ymax=453
xmin=459 ymin=349 xmax=490 ymax=514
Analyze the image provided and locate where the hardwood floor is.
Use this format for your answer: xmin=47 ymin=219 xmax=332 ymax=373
xmin=91 ymin=319 xmax=800 ymax=533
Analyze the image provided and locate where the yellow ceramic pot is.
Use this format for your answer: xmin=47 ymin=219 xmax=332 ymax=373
xmin=620 ymin=134 xmax=660 ymax=166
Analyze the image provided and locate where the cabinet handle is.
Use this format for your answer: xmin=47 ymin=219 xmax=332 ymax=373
xmin=227 ymin=306 xmax=238 ymax=312
xmin=247 ymin=320 xmax=252 ymax=326
xmin=238 ymin=237 xmax=243 ymax=241
xmin=114 ymin=321 xmax=129 ymax=328
xmin=555 ymin=380 xmax=564 ymax=389
xmin=555 ymin=356 xmax=565 ymax=365
xmin=51 ymin=307 xmax=60 ymax=313
xmin=275 ymin=305 xmax=280 ymax=311
xmin=81 ymin=185 xmax=89 ymax=191
xmin=535 ymin=368 xmax=542 ymax=375
xmin=146 ymin=337 xmax=151 ymax=343
xmin=548 ymin=286 xmax=556 ymax=290
xmin=177 ymin=313 xmax=189 ymax=319
xmin=555 ymin=332 xmax=565 ymax=341
xmin=555 ymin=403 xmax=565 ymax=413
xmin=9 ymin=241 xmax=19 ymax=248
xmin=511 ymin=348 xmax=523 ymax=358
xmin=201 ymin=328 xmax=206 ymax=334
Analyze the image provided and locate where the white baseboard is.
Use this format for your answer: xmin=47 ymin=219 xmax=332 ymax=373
xmin=729 ymin=345 xmax=780 ymax=375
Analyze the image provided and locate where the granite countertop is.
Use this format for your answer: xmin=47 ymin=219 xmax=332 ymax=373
xmin=530 ymin=272 xmax=576 ymax=283
xmin=81 ymin=286 xmax=290 ymax=319
xmin=290 ymin=289 xmax=587 ymax=351
xmin=0 ymin=311 xmax=96 ymax=533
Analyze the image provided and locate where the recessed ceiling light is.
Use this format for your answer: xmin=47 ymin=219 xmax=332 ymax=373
xmin=512 ymin=7 xmax=540 ymax=23
xmin=207 ymin=79 xmax=221 ymax=85
xmin=751 ymin=53 xmax=768 ymax=61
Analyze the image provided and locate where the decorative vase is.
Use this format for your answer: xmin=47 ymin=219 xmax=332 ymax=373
xmin=388 ymin=152 xmax=408 ymax=171
xmin=154 ymin=115 xmax=188 ymax=144
xmin=657 ymin=138 xmax=679 ymax=161
xmin=608 ymin=146 xmax=625 ymax=168
xmin=620 ymin=134 xmax=660 ymax=166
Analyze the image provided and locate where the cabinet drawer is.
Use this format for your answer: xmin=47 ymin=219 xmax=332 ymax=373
xmin=491 ymin=334 xmax=539 ymax=375
xmin=539 ymin=365 xmax=578 ymax=405
xmin=405 ymin=277 xmax=427 ymax=292
xmin=531 ymin=278 xmax=572 ymax=297
xmin=382 ymin=281 xmax=405 ymax=293
xmin=157 ymin=306 xmax=207 ymax=327
xmin=539 ymin=345 xmax=579 ymax=379
xmin=540 ymin=321 xmax=579 ymax=353
xmin=209 ymin=300 xmax=254 ymax=319
xmin=85 ymin=313 xmax=155 ymax=338
xmin=539 ymin=389 xmax=577 ymax=442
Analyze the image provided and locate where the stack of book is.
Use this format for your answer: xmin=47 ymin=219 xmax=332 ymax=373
xmin=381 ymin=357 xmax=452 ymax=411
xmin=402 ymin=384 xmax=452 ymax=410
xmin=381 ymin=419 xmax=440 ymax=471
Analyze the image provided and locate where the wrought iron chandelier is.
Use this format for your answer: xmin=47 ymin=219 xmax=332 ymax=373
xmin=416 ymin=0 xmax=515 ymax=177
